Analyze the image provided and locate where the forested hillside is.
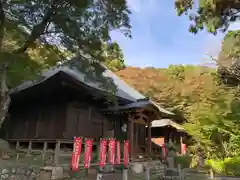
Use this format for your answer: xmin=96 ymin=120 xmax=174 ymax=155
xmin=117 ymin=65 xmax=240 ymax=157
xmin=116 ymin=30 xmax=240 ymax=165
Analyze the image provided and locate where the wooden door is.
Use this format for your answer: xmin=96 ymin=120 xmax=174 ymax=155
xmin=134 ymin=123 xmax=146 ymax=153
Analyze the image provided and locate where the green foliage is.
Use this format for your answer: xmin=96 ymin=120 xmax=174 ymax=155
xmin=175 ymin=0 xmax=240 ymax=34
xmin=0 ymin=0 xmax=131 ymax=89
xmin=174 ymin=155 xmax=192 ymax=168
xmin=165 ymin=65 xmax=186 ymax=81
xmin=103 ymin=42 xmax=126 ymax=72
xmin=217 ymin=30 xmax=240 ymax=85
xmin=207 ymin=157 xmax=240 ymax=176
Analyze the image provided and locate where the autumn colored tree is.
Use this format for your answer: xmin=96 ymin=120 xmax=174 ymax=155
xmin=117 ymin=65 xmax=240 ymax=158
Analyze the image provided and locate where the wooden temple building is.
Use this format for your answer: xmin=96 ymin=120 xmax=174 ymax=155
xmin=1 ymin=57 xmax=175 ymax=159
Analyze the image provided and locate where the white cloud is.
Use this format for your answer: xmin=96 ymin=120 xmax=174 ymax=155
xmin=229 ymin=21 xmax=240 ymax=31
xmin=112 ymin=1 xmax=240 ymax=68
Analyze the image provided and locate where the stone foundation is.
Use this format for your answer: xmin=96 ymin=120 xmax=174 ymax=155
xmin=0 ymin=166 xmax=66 ymax=180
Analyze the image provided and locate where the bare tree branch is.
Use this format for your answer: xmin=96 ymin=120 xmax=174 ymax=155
xmin=14 ymin=0 xmax=59 ymax=53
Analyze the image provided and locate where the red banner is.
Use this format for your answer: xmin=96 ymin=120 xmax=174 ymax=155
xmin=181 ymin=143 xmax=187 ymax=155
xmin=116 ymin=141 xmax=121 ymax=164
xmin=123 ymin=140 xmax=129 ymax=168
xmin=84 ymin=139 xmax=93 ymax=168
xmin=99 ymin=139 xmax=107 ymax=168
xmin=71 ymin=137 xmax=83 ymax=171
xmin=162 ymin=144 xmax=167 ymax=158
xmin=108 ymin=138 xmax=116 ymax=165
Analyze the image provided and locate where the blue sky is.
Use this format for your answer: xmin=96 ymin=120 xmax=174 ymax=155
xmin=111 ymin=0 xmax=240 ymax=68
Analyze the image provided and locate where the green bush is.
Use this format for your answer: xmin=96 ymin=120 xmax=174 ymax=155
xmin=224 ymin=157 xmax=240 ymax=176
xmin=206 ymin=157 xmax=240 ymax=176
xmin=174 ymin=155 xmax=192 ymax=168
xmin=206 ymin=159 xmax=224 ymax=174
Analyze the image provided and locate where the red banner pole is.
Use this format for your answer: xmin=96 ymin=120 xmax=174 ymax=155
xmin=162 ymin=144 xmax=167 ymax=158
xmin=116 ymin=141 xmax=121 ymax=164
xmin=123 ymin=140 xmax=129 ymax=168
xmin=71 ymin=137 xmax=83 ymax=171
xmin=108 ymin=138 xmax=116 ymax=165
xmin=181 ymin=143 xmax=187 ymax=155
xmin=99 ymin=139 xmax=107 ymax=168
xmin=84 ymin=139 xmax=93 ymax=168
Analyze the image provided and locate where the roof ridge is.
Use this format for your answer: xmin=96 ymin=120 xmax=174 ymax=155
xmin=10 ymin=56 xmax=146 ymax=102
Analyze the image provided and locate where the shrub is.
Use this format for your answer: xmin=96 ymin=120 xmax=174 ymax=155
xmin=174 ymin=155 xmax=192 ymax=168
xmin=224 ymin=157 xmax=240 ymax=176
xmin=207 ymin=157 xmax=240 ymax=176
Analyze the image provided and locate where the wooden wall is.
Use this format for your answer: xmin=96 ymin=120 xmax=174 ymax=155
xmin=64 ymin=101 xmax=106 ymax=139
xmin=6 ymin=97 xmax=67 ymax=140
xmin=5 ymin=86 xmax=119 ymax=141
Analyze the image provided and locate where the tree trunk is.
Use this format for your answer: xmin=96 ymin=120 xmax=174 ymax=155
xmin=0 ymin=63 xmax=10 ymax=129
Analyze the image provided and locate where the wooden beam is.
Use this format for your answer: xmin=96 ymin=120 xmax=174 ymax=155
xmin=128 ymin=115 xmax=135 ymax=160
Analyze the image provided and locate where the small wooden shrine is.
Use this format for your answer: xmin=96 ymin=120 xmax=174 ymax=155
xmin=102 ymin=100 xmax=175 ymax=158
xmin=151 ymin=119 xmax=189 ymax=153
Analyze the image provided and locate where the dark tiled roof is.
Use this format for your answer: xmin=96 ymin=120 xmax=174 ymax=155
xmin=101 ymin=100 xmax=174 ymax=115
xmin=10 ymin=57 xmax=145 ymax=101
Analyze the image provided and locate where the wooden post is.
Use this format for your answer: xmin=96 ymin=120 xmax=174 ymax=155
xmin=28 ymin=141 xmax=32 ymax=155
xmin=54 ymin=141 xmax=60 ymax=165
xmin=128 ymin=115 xmax=135 ymax=160
xmin=135 ymin=124 xmax=138 ymax=155
xmin=15 ymin=140 xmax=20 ymax=160
xmin=147 ymin=120 xmax=152 ymax=156
xmin=42 ymin=142 xmax=47 ymax=162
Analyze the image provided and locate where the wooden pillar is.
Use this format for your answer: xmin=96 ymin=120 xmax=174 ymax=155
xmin=54 ymin=141 xmax=61 ymax=164
xmin=135 ymin=124 xmax=138 ymax=154
xmin=28 ymin=141 xmax=32 ymax=154
xmin=128 ymin=115 xmax=135 ymax=160
xmin=42 ymin=142 xmax=47 ymax=162
xmin=147 ymin=120 xmax=152 ymax=156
